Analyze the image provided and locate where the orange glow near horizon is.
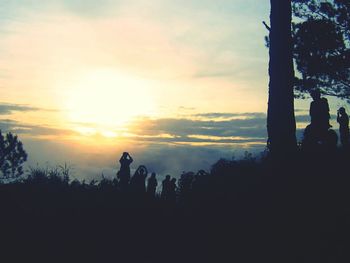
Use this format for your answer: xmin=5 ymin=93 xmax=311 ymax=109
xmin=55 ymin=68 xmax=158 ymax=139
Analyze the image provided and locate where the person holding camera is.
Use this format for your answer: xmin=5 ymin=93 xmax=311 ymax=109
xmin=117 ymin=152 xmax=133 ymax=187
xmin=337 ymin=107 xmax=349 ymax=148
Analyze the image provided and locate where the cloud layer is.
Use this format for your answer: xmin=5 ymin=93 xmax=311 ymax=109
xmin=0 ymin=103 xmax=341 ymax=180
xmin=0 ymin=107 xmax=270 ymax=179
xmin=0 ymin=103 xmax=41 ymax=115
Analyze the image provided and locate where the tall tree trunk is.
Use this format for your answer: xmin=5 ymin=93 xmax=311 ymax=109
xmin=267 ymin=0 xmax=297 ymax=154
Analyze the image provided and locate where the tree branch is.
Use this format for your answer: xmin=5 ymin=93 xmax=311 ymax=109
xmin=262 ymin=21 xmax=271 ymax=31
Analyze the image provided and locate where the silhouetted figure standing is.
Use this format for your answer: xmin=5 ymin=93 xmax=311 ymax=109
xmin=303 ymin=89 xmax=335 ymax=149
xmin=130 ymin=165 xmax=148 ymax=194
xmin=146 ymin=172 xmax=158 ymax=197
xmin=169 ymin=178 xmax=177 ymax=204
xmin=117 ymin=152 xmax=133 ymax=189
xmin=337 ymin=107 xmax=349 ymax=148
xmin=161 ymin=175 xmax=171 ymax=200
xmin=310 ymin=89 xmax=331 ymax=133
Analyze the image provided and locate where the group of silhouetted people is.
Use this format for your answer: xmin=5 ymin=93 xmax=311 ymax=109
xmin=116 ymin=152 xmax=177 ymax=201
xmin=160 ymin=175 xmax=177 ymax=203
xmin=116 ymin=90 xmax=350 ymax=197
xmin=303 ymin=89 xmax=349 ymax=149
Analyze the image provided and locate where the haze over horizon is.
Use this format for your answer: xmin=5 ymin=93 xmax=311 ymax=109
xmin=0 ymin=0 xmax=346 ymax=180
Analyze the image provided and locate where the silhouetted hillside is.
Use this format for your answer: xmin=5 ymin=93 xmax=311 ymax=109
xmin=1 ymin=148 xmax=350 ymax=262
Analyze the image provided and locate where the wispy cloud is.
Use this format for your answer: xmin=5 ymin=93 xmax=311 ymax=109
xmin=192 ymin=112 xmax=266 ymax=119
xmin=1 ymin=112 xmax=268 ymax=145
xmin=295 ymin=114 xmax=336 ymax=124
xmin=0 ymin=102 xmax=57 ymax=115
xmin=0 ymin=103 xmax=41 ymax=115
xmin=126 ymin=112 xmax=268 ymax=145
xmin=0 ymin=119 xmax=77 ymax=138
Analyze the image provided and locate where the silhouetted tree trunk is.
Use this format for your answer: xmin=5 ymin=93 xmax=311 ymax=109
xmin=267 ymin=0 xmax=297 ymax=154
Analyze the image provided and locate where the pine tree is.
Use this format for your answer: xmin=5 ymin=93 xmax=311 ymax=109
xmin=267 ymin=0 xmax=297 ymax=154
xmin=0 ymin=130 xmax=28 ymax=179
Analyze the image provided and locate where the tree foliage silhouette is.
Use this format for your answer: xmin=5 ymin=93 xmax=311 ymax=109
xmin=0 ymin=130 xmax=28 ymax=179
xmin=267 ymin=0 xmax=297 ymax=154
xmin=293 ymin=0 xmax=350 ymax=100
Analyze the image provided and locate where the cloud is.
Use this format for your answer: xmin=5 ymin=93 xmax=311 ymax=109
xmin=124 ymin=112 xmax=268 ymax=147
xmin=0 ymin=103 xmax=41 ymax=115
xmin=130 ymin=114 xmax=266 ymax=135
xmin=0 ymin=102 xmax=57 ymax=116
xmin=0 ymin=119 xmax=17 ymax=131
xmin=60 ymin=0 xmax=121 ymax=17
xmin=193 ymin=112 xmax=266 ymax=119
xmin=1 ymin=111 xmax=323 ymax=148
xmin=2 ymin=111 xmax=266 ymax=150
xmin=0 ymin=0 xmax=122 ymax=20
xmin=178 ymin=106 xmax=196 ymax=111
xmin=0 ymin=119 xmax=77 ymax=138
xmin=0 ymin=111 xmax=269 ymax=179
xmin=131 ymin=144 xmax=237 ymax=176
xmin=295 ymin=114 xmax=310 ymax=123
xmin=295 ymin=114 xmax=337 ymax=124
xmin=2 ymin=111 xmax=325 ymax=180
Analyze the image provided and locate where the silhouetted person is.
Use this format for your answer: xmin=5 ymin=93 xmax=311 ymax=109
xmin=337 ymin=107 xmax=349 ymax=148
xmin=310 ymin=89 xmax=331 ymax=133
xmin=161 ymin=175 xmax=171 ymax=200
xmin=117 ymin=152 xmax=133 ymax=189
xmin=303 ymin=89 xmax=332 ymax=149
xmin=130 ymin=165 xmax=148 ymax=194
xmin=146 ymin=172 xmax=158 ymax=197
xmin=168 ymin=178 xmax=177 ymax=204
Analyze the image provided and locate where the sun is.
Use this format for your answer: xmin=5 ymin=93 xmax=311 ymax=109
xmin=63 ymin=69 xmax=156 ymax=134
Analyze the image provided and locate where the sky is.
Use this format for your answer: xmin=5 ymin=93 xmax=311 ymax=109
xmin=0 ymin=0 xmax=347 ymax=180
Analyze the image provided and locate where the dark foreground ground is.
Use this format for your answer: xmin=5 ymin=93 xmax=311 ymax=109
xmin=1 ymin=149 xmax=350 ymax=263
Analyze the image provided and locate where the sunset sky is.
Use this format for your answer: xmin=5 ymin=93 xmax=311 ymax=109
xmin=0 ymin=0 xmax=346 ymax=179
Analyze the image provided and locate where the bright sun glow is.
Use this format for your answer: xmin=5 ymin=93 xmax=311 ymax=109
xmin=63 ymin=69 xmax=156 ymax=136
